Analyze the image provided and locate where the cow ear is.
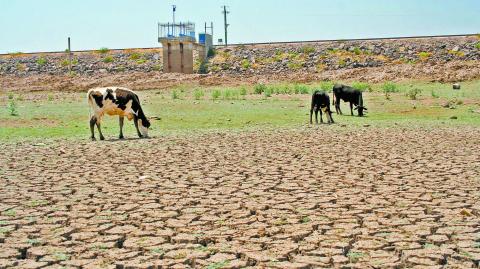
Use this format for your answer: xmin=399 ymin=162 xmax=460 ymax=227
xmin=363 ymin=107 xmax=368 ymax=111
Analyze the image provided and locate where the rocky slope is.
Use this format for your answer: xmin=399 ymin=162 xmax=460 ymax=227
xmin=1 ymin=36 xmax=479 ymax=91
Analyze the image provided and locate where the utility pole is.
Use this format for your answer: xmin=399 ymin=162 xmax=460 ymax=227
xmin=221 ymin=6 xmax=229 ymax=46
xmin=172 ymin=5 xmax=176 ymax=35
xmin=67 ymin=37 xmax=72 ymax=73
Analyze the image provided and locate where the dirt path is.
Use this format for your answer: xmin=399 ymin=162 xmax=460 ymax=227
xmin=1 ymin=127 xmax=479 ymax=268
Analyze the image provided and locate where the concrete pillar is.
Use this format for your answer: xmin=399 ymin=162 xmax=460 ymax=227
xmin=160 ymin=40 xmax=194 ymax=74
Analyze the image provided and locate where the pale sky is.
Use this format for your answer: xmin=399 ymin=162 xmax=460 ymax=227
xmin=1 ymin=0 xmax=479 ymax=53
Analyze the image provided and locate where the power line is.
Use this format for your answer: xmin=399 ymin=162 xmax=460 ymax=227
xmin=221 ymin=6 xmax=230 ymax=46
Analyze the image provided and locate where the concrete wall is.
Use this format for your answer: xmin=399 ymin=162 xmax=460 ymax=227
xmin=161 ymin=41 xmax=194 ymax=74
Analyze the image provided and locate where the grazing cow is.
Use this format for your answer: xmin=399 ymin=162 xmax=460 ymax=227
xmin=332 ymin=84 xmax=368 ymax=116
xmin=87 ymin=87 xmax=150 ymax=140
xmin=310 ymin=90 xmax=334 ymax=124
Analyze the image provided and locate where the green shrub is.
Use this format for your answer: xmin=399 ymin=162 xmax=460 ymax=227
xmin=254 ymin=84 xmax=267 ymax=94
xmin=36 ymin=56 xmax=47 ymax=66
xmin=171 ymin=90 xmax=179 ymax=100
xmin=193 ymin=89 xmax=204 ymax=100
xmin=239 ymin=87 xmax=247 ymax=96
xmin=8 ymin=93 xmax=14 ymax=100
xmin=61 ymin=58 xmax=78 ymax=67
xmin=475 ymin=42 xmax=480 ymax=50
xmin=211 ymin=89 xmax=221 ymax=100
xmin=353 ymin=47 xmax=362 ymax=55
xmin=418 ymin=51 xmax=432 ymax=61
xmin=7 ymin=100 xmax=18 ymax=116
xmin=382 ymin=81 xmax=398 ymax=93
xmin=207 ymin=48 xmax=216 ymax=58
xmin=338 ymin=58 xmax=347 ymax=67
xmin=351 ymin=82 xmax=371 ymax=92
xmin=48 ymin=94 xmax=54 ymax=101
xmin=263 ymin=87 xmax=272 ymax=98
xmin=294 ymin=84 xmax=309 ymax=94
xmin=103 ymin=56 xmax=114 ymax=63
xmin=406 ymin=88 xmax=422 ymax=100
xmin=301 ymin=45 xmax=316 ymax=54
xmin=223 ymin=89 xmax=232 ymax=100
xmin=97 ymin=47 xmax=109 ymax=54
xmin=198 ymin=60 xmax=208 ymax=74
xmin=320 ymin=81 xmax=334 ymax=92
xmin=287 ymin=62 xmax=303 ymax=70
xmin=136 ymin=58 xmax=147 ymax=64
xmin=129 ymin=52 xmax=142 ymax=60
xmin=431 ymin=90 xmax=440 ymax=98
xmin=241 ymin=59 xmax=251 ymax=69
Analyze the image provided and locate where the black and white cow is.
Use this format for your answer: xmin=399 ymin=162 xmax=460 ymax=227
xmin=332 ymin=84 xmax=368 ymax=116
xmin=310 ymin=90 xmax=334 ymax=124
xmin=87 ymin=87 xmax=150 ymax=140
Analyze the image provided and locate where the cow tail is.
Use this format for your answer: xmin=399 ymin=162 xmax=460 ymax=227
xmin=87 ymin=90 xmax=94 ymax=119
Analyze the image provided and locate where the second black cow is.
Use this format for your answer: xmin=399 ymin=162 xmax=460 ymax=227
xmin=332 ymin=84 xmax=368 ymax=116
xmin=310 ymin=90 xmax=334 ymax=124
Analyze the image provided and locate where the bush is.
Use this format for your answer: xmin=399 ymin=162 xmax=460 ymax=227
xmin=36 ymin=56 xmax=47 ymax=66
xmin=8 ymin=93 xmax=14 ymax=100
xmin=287 ymin=62 xmax=303 ymax=70
xmin=294 ymin=84 xmax=309 ymax=94
xmin=129 ymin=52 xmax=142 ymax=60
xmin=254 ymin=84 xmax=267 ymax=94
xmin=171 ymin=90 xmax=179 ymax=100
xmin=207 ymin=48 xmax=216 ymax=58
xmin=353 ymin=47 xmax=362 ymax=55
xmin=7 ymin=100 xmax=18 ymax=116
xmin=476 ymin=42 xmax=480 ymax=50
xmin=136 ymin=58 xmax=147 ymax=64
xmin=193 ymin=89 xmax=204 ymax=100
xmin=211 ymin=89 xmax=221 ymax=100
xmin=431 ymin=90 xmax=440 ymax=98
xmin=382 ymin=81 xmax=398 ymax=93
xmin=241 ymin=59 xmax=251 ymax=69
xmin=103 ymin=56 xmax=114 ymax=63
xmin=351 ymin=82 xmax=371 ymax=92
xmin=418 ymin=51 xmax=432 ymax=61
xmin=406 ymin=88 xmax=422 ymax=100
xmin=60 ymin=58 xmax=78 ymax=67
xmin=301 ymin=45 xmax=316 ymax=54
xmin=320 ymin=81 xmax=334 ymax=92
xmin=239 ymin=87 xmax=247 ymax=96
xmin=263 ymin=87 xmax=272 ymax=98
xmin=198 ymin=60 xmax=208 ymax=74
xmin=97 ymin=47 xmax=109 ymax=54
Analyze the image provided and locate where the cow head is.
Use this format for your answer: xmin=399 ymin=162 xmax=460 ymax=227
xmin=138 ymin=117 xmax=151 ymax=138
xmin=355 ymin=106 xmax=368 ymax=116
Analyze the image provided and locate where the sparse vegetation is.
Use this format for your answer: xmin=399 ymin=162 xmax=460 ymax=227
xmin=382 ymin=81 xmax=398 ymax=93
xmin=129 ymin=52 xmax=142 ymax=60
xmin=431 ymin=90 xmax=440 ymax=98
xmin=476 ymin=42 xmax=480 ymax=50
xmin=254 ymin=84 xmax=267 ymax=94
xmin=351 ymin=82 xmax=371 ymax=92
xmin=207 ymin=48 xmax=216 ymax=58
xmin=418 ymin=51 xmax=432 ymax=61
xmin=301 ymin=45 xmax=316 ymax=54
xmin=206 ymin=260 xmax=229 ymax=269
xmin=103 ymin=56 xmax=114 ymax=63
xmin=171 ymin=90 xmax=179 ymax=100
xmin=353 ymin=47 xmax=362 ymax=55
xmin=193 ymin=89 xmax=205 ymax=100
xmin=347 ymin=251 xmax=365 ymax=262
xmin=241 ymin=59 xmax=251 ymax=69
xmin=211 ymin=89 xmax=221 ymax=100
xmin=60 ymin=58 xmax=78 ymax=67
xmin=97 ymin=47 xmax=110 ymax=54
xmin=239 ymin=87 xmax=247 ymax=97
xmin=36 ymin=56 xmax=47 ymax=66
xmin=7 ymin=100 xmax=18 ymax=116
xmin=406 ymin=88 xmax=422 ymax=100
xmin=294 ymin=84 xmax=309 ymax=94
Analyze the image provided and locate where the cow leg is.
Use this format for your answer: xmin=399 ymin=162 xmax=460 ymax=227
xmin=95 ymin=119 xmax=105 ymax=141
xmin=90 ymin=116 xmax=97 ymax=140
xmin=314 ymin=108 xmax=319 ymax=124
xmin=309 ymin=108 xmax=313 ymax=124
xmin=350 ymin=102 xmax=354 ymax=116
xmin=336 ymin=100 xmax=342 ymax=115
xmin=119 ymin=116 xmax=125 ymax=139
xmin=319 ymin=108 xmax=324 ymax=123
xmin=134 ymin=115 xmax=143 ymax=138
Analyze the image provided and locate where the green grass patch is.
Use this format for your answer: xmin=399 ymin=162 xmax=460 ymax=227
xmin=103 ymin=56 xmax=114 ymax=63
xmin=97 ymin=47 xmax=109 ymax=54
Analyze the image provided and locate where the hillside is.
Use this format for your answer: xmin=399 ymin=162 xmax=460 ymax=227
xmin=1 ymin=35 xmax=479 ymax=92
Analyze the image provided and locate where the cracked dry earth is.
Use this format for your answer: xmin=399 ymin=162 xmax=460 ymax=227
xmin=1 ymin=127 xmax=480 ymax=269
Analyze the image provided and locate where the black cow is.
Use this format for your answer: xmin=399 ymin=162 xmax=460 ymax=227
xmin=310 ymin=90 xmax=334 ymax=124
xmin=332 ymin=84 xmax=368 ymax=116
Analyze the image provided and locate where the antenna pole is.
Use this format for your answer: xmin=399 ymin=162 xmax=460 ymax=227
xmin=222 ymin=6 xmax=229 ymax=46
xmin=172 ymin=5 xmax=176 ymax=35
